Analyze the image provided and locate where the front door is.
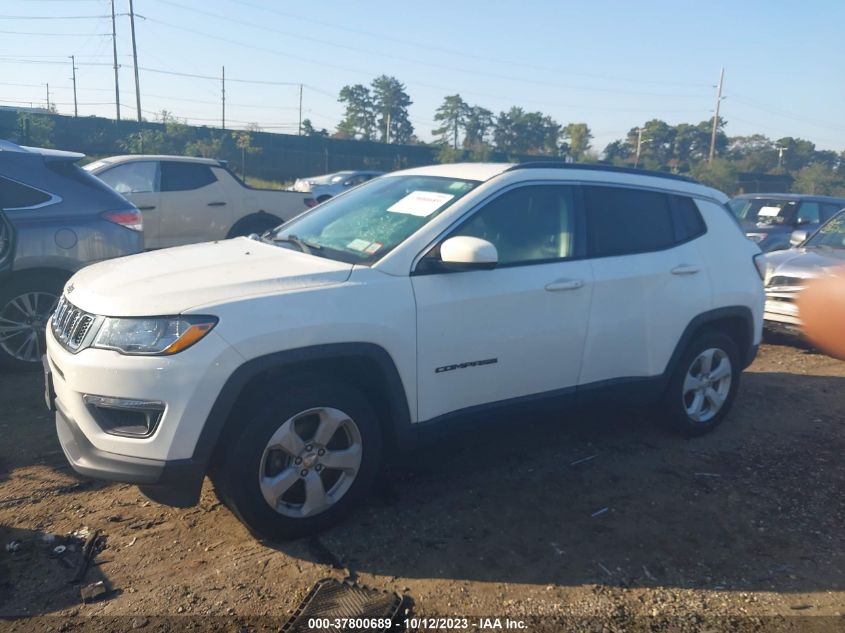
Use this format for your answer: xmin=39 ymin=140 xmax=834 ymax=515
xmin=412 ymin=184 xmax=593 ymax=422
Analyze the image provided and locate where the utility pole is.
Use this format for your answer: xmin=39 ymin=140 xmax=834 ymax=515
xmin=385 ymin=111 xmax=391 ymax=144
xmin=708 ymin=67 xmax=725 ymax=163
xmin=634 ymin=127 xmax=646 ymax=168
xmin=776 ymin=145 xmax=788 ymax=169
xmin=111 ymin=0 xmax=121 ymax=120
xmin=45 ymin=83 xmax=50 ymax=110
xmin=128 ymin=0 xmax=142 ymax=122
xmin=70 ymin=56 xmax=78 ymax=117
xmin=298 ymin=83 xmax=303 ymax=135
xmin=221 ymin=66 xmax=226 ymax=129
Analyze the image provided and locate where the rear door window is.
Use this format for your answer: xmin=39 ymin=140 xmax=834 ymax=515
xmin=797 ymin=201 xmax=821 ymax=225
xmin=160 ymin=162 xmax=217 ymax=192
xmin=0 ymin=176 xmax=52 ymax=210
xmin=584 ymin=186 xmax=675 ymax=257
xmin=821 ymin=203 xmax=844 ymax=222
xmin=97 ymin=161 xmax=159 ymax=194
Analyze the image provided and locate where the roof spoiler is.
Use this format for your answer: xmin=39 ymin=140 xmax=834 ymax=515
xmin=0 ymin=139 xmax=84 ymax=161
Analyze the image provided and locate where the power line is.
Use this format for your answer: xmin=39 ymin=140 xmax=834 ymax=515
xmin=0 ymin=14 xmax=113 ymax=19
xmin=223 ymin=0 xmax=711 ymax=89
xmin=145 ymin=2 xmax=710 ymax=100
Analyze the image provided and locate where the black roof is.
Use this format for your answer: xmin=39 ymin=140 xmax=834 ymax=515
xmin=506 ymin=161 xmax=698 ymax=184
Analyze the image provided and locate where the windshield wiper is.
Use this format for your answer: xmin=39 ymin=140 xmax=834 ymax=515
xmin=269 ymin=233 xmax=321 ymax=254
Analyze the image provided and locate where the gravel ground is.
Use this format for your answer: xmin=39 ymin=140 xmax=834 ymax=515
xmin=0 ymin=336 xmax=843 ymax=632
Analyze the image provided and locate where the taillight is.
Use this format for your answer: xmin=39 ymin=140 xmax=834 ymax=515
xmin=304 ymin=198 xmax=318 ymax=208
xmin=102 ymin=209 xmax=143 ymax=232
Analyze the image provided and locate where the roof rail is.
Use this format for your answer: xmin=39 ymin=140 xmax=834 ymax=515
xmin=506 ymin=161 xmax=698 ymax=184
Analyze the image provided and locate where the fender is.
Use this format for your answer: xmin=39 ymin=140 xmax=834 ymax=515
xmin=190 ymin=342 xmax=412 ymax=469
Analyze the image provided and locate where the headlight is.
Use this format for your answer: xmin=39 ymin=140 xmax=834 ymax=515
xmin=747 ymin=233 xmax=766 ymax=243
xmin=93 ymin=316 xmax=217 ymax=355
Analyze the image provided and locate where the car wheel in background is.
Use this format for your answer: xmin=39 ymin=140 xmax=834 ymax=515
xmin=316 ymin=195 xmax=332 ymax=203
xmin=211 ymin=379 xmax=383 ymax=540
xmin=657 ymin=330 xmax=740 ymax=436
xmin=0 ymin=273 xmax=63 ymax=371
xmin=226 ymin=214 xmax=282 ymax=238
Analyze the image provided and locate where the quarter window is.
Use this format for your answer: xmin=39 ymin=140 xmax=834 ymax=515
xmin=584 ymin=186 xmax=675 ymax=257
xmin=0 ymin=176 xmax=52 ymax=210
xmin=822 ymin=204 xmax=844 ymax=221
xmin=160 ymin=162 xmax=217 ymax=192
xmin=451 ymin=185 xmax=576 ymax=265
xmin=670 ymin=195 xmax=706 ymax=242
xmin=97 ymin=161 xmax=158 ymax=194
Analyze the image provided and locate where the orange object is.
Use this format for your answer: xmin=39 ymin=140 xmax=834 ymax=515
xmin=797 ymin=272 xmax=845 ymax=360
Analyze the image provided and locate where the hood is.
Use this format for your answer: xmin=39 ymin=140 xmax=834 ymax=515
xmin=65 ymin=237 xmax=353 ymax=316
xmin=764 ymin=247 xmax=845 ymax=284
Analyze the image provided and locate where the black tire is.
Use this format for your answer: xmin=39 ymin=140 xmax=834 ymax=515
xmin=226 ymin=214 xmax=282 ymax=238
xmin=0 ymin=272 xmax=64 ymax=372
xmin=657 ymin=330 xmax=741 ymax=437
xmin=211 ymin=379 xmax=383 ymax=540
xmin=316 ymin=194 xmax=332 ymax=203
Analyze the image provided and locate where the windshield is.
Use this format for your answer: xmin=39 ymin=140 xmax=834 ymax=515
xmin=806 ymin=211 xmax=845 ymax=250
xmin=728 ymin=198 xmax=797 ymax=225
xmin=268 ymin=175 xmax=479 ymax=263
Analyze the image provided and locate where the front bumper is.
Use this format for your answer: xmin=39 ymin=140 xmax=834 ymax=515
xmin=55 ymin=402 xmax=204 ymax=506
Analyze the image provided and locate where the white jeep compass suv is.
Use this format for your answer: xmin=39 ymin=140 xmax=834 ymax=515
xmin=45 ymin=162 xmax=765 ymax=539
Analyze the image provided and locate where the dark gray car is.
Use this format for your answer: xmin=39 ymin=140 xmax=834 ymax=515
xmin=728 ymin=193 xmax=845 ymax=252
xmin=0 ymin=141 xmax=143 ymax=369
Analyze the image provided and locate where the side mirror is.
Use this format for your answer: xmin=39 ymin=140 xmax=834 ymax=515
xmin=439 ymin=236 xmax=498 ymax=270
xmin=790 ymin=229 xmax=808 ymax=247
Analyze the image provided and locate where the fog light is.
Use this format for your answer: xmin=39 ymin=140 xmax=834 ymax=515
xmin=83 ymin=395 xmax=165 ymax=438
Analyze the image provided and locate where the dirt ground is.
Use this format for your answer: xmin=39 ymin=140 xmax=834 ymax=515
xmin=0 ymin=334 xmax=843 ymax=632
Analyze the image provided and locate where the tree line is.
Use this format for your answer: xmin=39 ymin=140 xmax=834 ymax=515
xmin=329 ymin=75 xmax=845 ymax=196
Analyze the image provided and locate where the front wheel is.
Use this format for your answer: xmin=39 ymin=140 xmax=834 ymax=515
xmin=212 ymin=380 xmax=383 ymax=540
xmin=657 ymin=330 xmax=740 ymax=436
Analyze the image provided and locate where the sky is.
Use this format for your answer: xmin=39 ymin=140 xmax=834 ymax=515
xmin=1 ymin=0 xmax=844 ymax=154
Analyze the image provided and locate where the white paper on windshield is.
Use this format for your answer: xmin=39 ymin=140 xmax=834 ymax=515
xmin=758 ymin=205 xmax=782 ymax=217
xmin=388 ymin=191 xmax=454 ymax=217
xmin=346 ymin=238 xmax=372 ymax=251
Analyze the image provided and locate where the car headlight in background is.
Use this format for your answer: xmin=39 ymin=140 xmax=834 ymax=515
xmin=92 ymin=316 xmax=217 ymax=355
xmin=746 ymin=233 xmax=766 ymax=243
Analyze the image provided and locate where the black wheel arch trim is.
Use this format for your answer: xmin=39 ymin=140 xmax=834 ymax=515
xmin=191 ymin=342 xmax=412 ymax=472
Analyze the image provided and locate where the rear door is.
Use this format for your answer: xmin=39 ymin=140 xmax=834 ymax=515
xmin=579 ymin=186 xmax=711 ymax=386
xmin=95 ymin=161 xmax=160 ymax=248
xmin=158 ymin=161 xmax=232 ymax=247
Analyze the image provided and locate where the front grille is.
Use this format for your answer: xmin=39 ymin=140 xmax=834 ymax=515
xmin=768 ymin=275 xmax=804 ymax=287
xmin=51 ymin=296 xmax=96 ymax=351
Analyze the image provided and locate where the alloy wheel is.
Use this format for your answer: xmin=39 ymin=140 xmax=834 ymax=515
xmin=682 ymin=347 xmax=733 ymax=423
xmin=0 ymin=291 xmax=59 ymax=363
xmin=258 ymin=407 xmax=363 ymax=518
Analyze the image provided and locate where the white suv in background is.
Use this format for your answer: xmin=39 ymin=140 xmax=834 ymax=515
xmin=45 ymin=162 xmax=764 ymax=539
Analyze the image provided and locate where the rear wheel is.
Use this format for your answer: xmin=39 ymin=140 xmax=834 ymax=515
xmin=212 ymin=380 xmax=383 ymax=540
xmin=226 ymin=214 xmax=281 ymax=238
xmin=657 ymin=330 xmax=740 ymax=436
xmin=0 ymin=274 xmax=63 ymax=371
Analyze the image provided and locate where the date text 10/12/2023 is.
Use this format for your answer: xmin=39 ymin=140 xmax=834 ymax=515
xmin=306 ymin=618 xmax=527 ymax=630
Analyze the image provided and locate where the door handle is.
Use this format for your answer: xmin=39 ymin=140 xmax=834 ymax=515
xmin=545 ymin=278 xmax=584 ymax=292
xmin=671 ymin=264 xmax=700 ymax=275
xmin=207 ymin=201 xmax=227 ymax=207
xmin=137 ymin=205 xmax=156 ymax=211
